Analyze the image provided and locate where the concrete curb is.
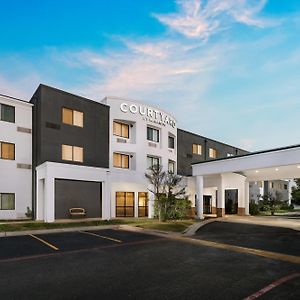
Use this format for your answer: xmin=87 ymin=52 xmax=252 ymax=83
xmin=182 ymin=219 xmax=217 ymax=236
xmin=118 ymin=224 xmax=181 ymax=239
xmin=0 ymin=225 xmax=119 ymax=238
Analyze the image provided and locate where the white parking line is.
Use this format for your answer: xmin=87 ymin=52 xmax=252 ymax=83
xmin=78 ymin=231 xmax=122 ymax=243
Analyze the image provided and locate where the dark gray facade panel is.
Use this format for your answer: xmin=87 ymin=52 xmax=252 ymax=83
xmin=55 ymin=179 xmax=102 ymax=219
xmin=31 ymin=84 xmax=109 ymax=169
xmin=177 ymin=129 xmax=249 ymax=176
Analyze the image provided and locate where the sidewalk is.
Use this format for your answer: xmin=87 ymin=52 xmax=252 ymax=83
xmin=217 ymin=215 xmax=300 ymax=231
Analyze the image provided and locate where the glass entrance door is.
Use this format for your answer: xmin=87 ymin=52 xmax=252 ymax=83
xmin=203 ymin=195 xmax=212 ymax=214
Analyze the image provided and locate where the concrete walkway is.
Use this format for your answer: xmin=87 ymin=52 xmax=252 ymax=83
xmin=216 ymin=215 xmax=300 ymax=231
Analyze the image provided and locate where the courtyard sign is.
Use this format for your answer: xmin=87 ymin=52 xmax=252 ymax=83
xmin=120 ymin=102 xmax=176 ymax=128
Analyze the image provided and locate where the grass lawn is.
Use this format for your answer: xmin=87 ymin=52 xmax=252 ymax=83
xmin=0 ymin=218 xmax=196 ymax=233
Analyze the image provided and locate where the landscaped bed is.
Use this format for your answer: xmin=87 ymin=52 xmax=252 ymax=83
xmin=0 ymin=218 xmax=196 ymax=233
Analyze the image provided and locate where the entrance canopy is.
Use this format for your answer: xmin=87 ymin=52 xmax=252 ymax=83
xmin=192 ymin=144 xmax=300 ymax=219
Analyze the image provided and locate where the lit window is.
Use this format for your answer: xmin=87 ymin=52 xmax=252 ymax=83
xmin=1 ymin=104 xmax=15 ymax=123
xmin=168 ymin=136 xmax=175 ymax=149
xmin=113 ymin=153 xmax=129 ymax=169
xmin=0 ymin=193 xmax=15 ymax=210
xmin=147 ymin=127 xmax=159 ymax=142
xmin=227 ymin=153 xmax=234 ymax=157
xmin=147 ymin=156 xmax=160 ymax=169
xmin=113 ymin=121 xmax=129 ymax=138
xmin=192 ymin=144 xmax=202 ymax=155
xmin=138 ymin=192 xmax=148 ymax=217
xmin=168 ymin=160 xmax=175 ymax=173
xmin=116 ymin=192 xmax=134 ymax=217
xmin=0 ymin=142 xmax=15 ymax=160
xmin=209 ymin=148 xmax=217 ymax=158
xmin=62 ymin=145 xmax=83 ymax=162
xmin=62 ymin=108 xmax=83 ymax=127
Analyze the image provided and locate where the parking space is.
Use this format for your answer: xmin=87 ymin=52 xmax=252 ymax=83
xmin=195 ymin=221 xmax=300 ymax=257
xmin=0 ymin=229 xmax=161 ymax=262
xmin=0 ymin=227 xmax=299 ymax=299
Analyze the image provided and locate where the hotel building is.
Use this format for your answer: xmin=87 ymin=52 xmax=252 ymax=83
xmin=0 ymin=84 xmax=294 ymax=221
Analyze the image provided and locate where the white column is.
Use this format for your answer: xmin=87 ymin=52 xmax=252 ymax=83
xmin=102 ymin=172 xmax=111 ymax=220
xmin=217 ymin=176 xmax=225 ymax=217
xmin=45 ymin=177 xmax=55 ymax=223
xmin=245 ymin=181 xmax=250 ymax=215
xmin=195 ymin=175 xmax=204 ymax=219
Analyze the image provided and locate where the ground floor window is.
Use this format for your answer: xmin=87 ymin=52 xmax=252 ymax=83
xmin=138 ymin=192 xmax=148 ymax=217
xmin=116 ymin=192 xmax=134 ymax=217
xmin=0 ymin=193 xmax=15 ymax=210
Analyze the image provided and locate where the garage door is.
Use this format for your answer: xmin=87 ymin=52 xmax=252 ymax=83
xmin=55 ymin=179 xmax=102 ymax=219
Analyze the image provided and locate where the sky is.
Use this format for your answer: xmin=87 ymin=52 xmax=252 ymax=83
xmin=0 ymin=0 xmax=300 ymax=151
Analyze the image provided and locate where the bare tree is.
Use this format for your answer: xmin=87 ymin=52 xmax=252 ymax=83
xmin=145 ymin=164 xmax=166 ymax=222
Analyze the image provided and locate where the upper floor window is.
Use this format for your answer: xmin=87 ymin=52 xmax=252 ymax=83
xmin=113 ymin=121 xmax=129 ymax=138
xmin=192 ymin=144 xmax=202 ymax=155
xmin=0 ymin=104 xmax=15 ymax=123
xmin=209 ymin=148 xmax=217 ymax=158
xmin=62 ymin=108 xmax=83 ymax=128
xmin=62 ymin=144 xmax=83 ymax=162
xmin=0 ymin=193 xmax=15 ymax=210
xmin=168 ymin=160 xmax=175 ymax=173
xmin=147 ymin=127 xmax=159 ymax=143
xmin=113 ymin=152 xmax=129 ymax=169
xmin=147 ymin=156 xmax=160 ymax=169
xmin=168 ymin=136 xmax=175 ymax=149
xmin=0 ymin=142 xmax=15 ymax=160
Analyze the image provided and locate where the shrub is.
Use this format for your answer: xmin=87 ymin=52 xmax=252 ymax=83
xmin=249 ymin=200 xmax=259 ymax=215
xmin=279 ymin=201 xmax=290 ymax=210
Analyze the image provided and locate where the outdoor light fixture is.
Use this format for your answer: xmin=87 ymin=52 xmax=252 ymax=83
xmin=275 ymin=168 xmax=279 ymax=171
xmin=255 ymin=170 xmax=259 ymax=173
xmin=297 ymin=166 xmax=300 ymax=169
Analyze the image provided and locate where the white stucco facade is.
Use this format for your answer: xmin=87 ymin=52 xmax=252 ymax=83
xmin=0 ymin=95 xmax=32 ymax=219
xmin=102 ymin=97 xmax=177 ymax=218
xmin=35 ymin=162 xmax=110 ymax=222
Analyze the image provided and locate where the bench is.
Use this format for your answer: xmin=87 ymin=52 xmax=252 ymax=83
xmin=69 ymin=207 xmax=86 ymax=218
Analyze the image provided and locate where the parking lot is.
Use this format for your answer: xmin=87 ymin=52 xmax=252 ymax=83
xmin=0 ymin=224 xmax=299 ymax=300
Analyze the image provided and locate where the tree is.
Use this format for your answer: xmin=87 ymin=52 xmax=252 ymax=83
xmin=291 ymin=179 xmax=300 ymax=205
xmin=261 ymin=191 xmax=282 ymax=215
xmin=162 ymin=171 xmax=190 ymax=220
xmin=145 ymin=164 xmax=166 ymax=222
xmin=145 ymin=165 xmax=191 ymax=221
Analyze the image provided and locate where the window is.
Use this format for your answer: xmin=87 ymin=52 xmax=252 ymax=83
xmin=113 ymin=153 xmax=129 ymax=169
xmin=269 ymin=182 xmax=274 ymax=189
xmin=138 ymin=192 xmax=148 ymax=217
xmin=147 ymin=156 xmax=160 ymax=169
xmin=284 ymin=184 xmax=288 ymax=190
xmin=209 ymin=148 xmax=217 ymax=158
xmin=168 ymin=136 xmax=175 ymax=149
xmin=62 ymin=108 xmax=83 ymax=127
xmin=0 ymin=142 xmax=15 ymax=160
xmin=113 ymin=121 xmax=129 ymax=138
xmin=192 ymin=144 xmax=202 ymax=155
xmin=62 ymin=145 xmax=83 ymax=162
xmin=116 ymin=192 xmax=134 ymax=217
xmin=0 ymin=193 xmax=15 ymax=210
xmin=168 ymin=160 xmax=175 ymax=173
xmin=147 ymin=127 xmax=159 ymax=142
xmin=1 ymin=104 xmax=15 ymax=123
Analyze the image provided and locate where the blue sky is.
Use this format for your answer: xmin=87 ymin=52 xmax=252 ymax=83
xmin=0 ymin=0 xmax=300 ymax=151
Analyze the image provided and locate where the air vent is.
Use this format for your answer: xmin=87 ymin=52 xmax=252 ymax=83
xmin=148 ymin=142 xmax=157 ymax=148
xmin=117 ymin=138 xmax=127 ymax=143
xmin=17 ymin=163 xmax=32 ymax=169
xmin=17 ymin=127 xmax=32 ymax=134
xmin=46 ymin=122 xmax=60 ymax=130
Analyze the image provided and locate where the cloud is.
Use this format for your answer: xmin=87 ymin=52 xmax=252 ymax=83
xmin=154 ymin=0 xmax=272 ymax=40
